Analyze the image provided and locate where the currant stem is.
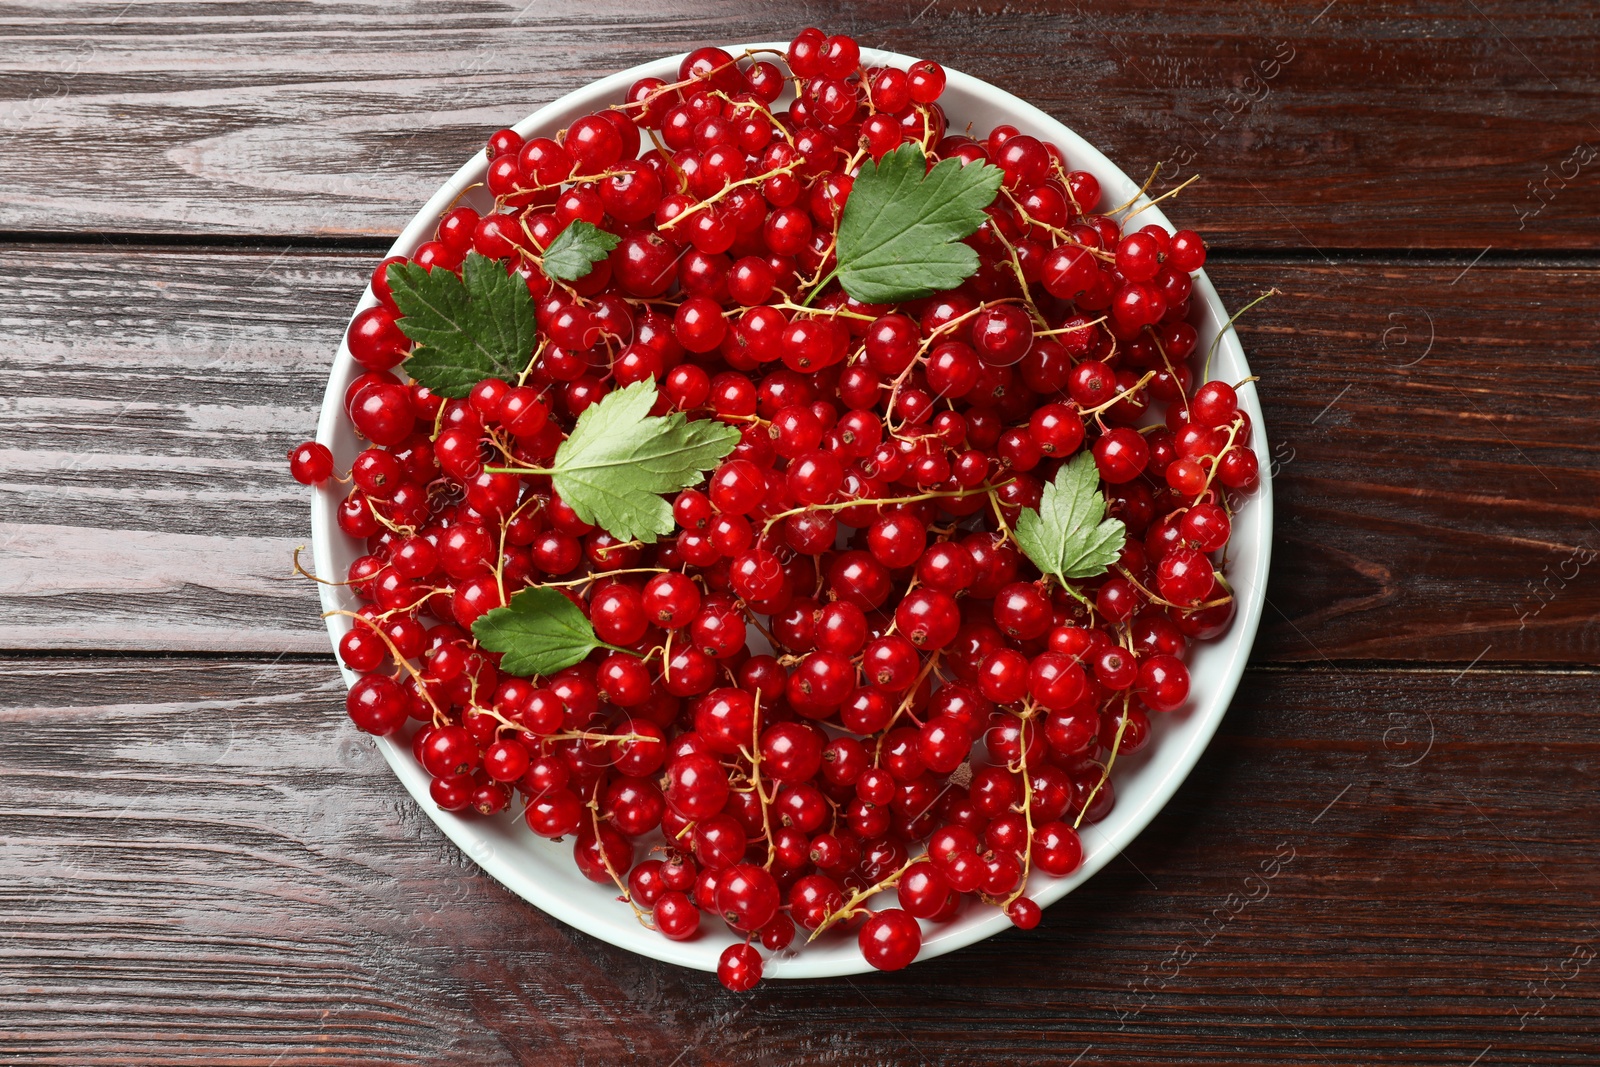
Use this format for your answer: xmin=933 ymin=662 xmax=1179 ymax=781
xmin=1107 ymin=162 xmax=1164 ymax=217
xmin=587 ymin=777 xmax=650 ymax=924
xmin=290 ymin=545 xmax=349 ymax=586
xmin=873 ymin=651 xmax=942 ymax=762
xmin=987 ymin=489 xmax=1015 ymax=547
xmin=999 ymin=704 xmax=1037 ymax=908
xmin=1075 ymin=690 xmax=1130 ymax=828
xmin=322 ymin=608 xmax=445 ymax=724
xmin=760 ymin=481 xmax=1012 ymax=538
xmin=658 ymin=158 xmax=804 ymax=232
xmin=1123 ymin=172 xmax=1201 ymax=223
xmin=798 ymin=267 xmax=839 ymax=308
xmin=1203 ymin=287 xmax=1280 ymax=382
xmin=806 ymin=855 xmax=928 ymax=942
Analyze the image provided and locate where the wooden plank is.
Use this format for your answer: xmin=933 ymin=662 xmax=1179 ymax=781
xmin=3 ymin=247 xmax=1596 ymax=661
xmin=0 ymin=659 xmax=1595 ymax=1064
xmin=0 ymin=2 xmax=1596 ymax=248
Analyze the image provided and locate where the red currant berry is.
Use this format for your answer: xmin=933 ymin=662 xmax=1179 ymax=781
xmin=718 ymin=943 xmax=763 ymax=991
xmin=858 ymin=908 xmax=922 ymax=971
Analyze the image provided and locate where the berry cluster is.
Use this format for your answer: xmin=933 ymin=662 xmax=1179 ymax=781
xmin=290 ymin=28 xmax=1257 ymax=989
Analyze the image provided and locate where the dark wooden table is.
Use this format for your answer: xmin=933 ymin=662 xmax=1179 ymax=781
xmin=3 ymin=3 xmax=1597 ymax=1064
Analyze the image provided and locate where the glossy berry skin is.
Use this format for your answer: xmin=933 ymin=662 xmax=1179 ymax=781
xmin=716 ymin=863 xmax=781 ymax=933
xmin=642 ymin=571 xmax=702 ymax=629
xmin=895 ymin=589 xmax=961 ymax=650
xmin=574 ymin=824 xmax=634 ymax=884
xmin=1138 ymin=654 xmax=1191 ymax=712
xmin=760 ymin=721 xmax=824 ymax=782
xmin=665 ymin=752 xmax=729 ymax=819
xmin=1031 ymin=822 xmax=1084 ymax=876
xmin=993 ymin=582 xmax=1053 ymax=640
xmin=718 ymin=942 xmax=763 ymax=991
xmin=1157 ymin=546 xmax=1214 ymax=607
xmin=288 ymin=441 xmax=334 ymax=485
xmin=1007 ymin=897 xmax=1042 ymax=929
xmin=790 ymin=873 xmax=846 ymax=931
xmin=897 ymin=864 xmax=954 ymax=919
xmin=345 ymin=675 xmax=407 ymax=735
xmin=653 ymin=890 xmax=701 ymax=940
xmin=858 ymin=908 xmax=922 ymax=971
xmin=970 ymin=304 xmax=1033 ymax=366
xmin=1093 ymin=427 xmax=1149 ymax=483
xmin=346 ymin=306 xmax=410 ymax=371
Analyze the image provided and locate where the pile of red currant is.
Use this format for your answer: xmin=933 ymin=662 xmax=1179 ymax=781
xmin=289 ymin=27 xmax=1257 ymax=990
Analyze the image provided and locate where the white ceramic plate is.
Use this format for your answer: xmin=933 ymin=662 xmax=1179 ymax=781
xmin=312 ymin=44 xmax=1272 ymax=979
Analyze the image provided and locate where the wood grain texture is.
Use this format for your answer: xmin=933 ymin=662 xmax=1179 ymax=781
xmin=1 ymin=1 xmax=1598 ymax=247
xmin=1 ymin=247 xmax=1596 ymax=660
xmin=1 ymin=659 xmax=1595 ymax=1066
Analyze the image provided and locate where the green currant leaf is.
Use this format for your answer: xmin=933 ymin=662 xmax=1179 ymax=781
xmin=473 ymin=587 xmax=603 ymax=678
xmin=388 ymin=252 xmax=535 ymax=398
xmin=547 ymin=379 xmax=741 ymax=544
xmin=1014 ymin=452 xmax=1128 ymax=582
xmin=540 ymin=219 xmax=622 ymax=282
xmin=832 ymin=143 xmax=1005 ymax=304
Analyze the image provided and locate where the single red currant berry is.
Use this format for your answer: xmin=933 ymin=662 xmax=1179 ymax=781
xmin=1093 ymin=426 xmax=1150 ymax=483
xmin=653 ymin=890 xmax=701 ymax=941
xmin=1180 ymin=502 xmax=1232 ymax=553
xmin=993 ymin=582 xmax=1054 ymax=640
xmin=337 ymin=625 xmax=386 ymax=673
xmin=917 ymin=715 xmax=973 ymax=775
xmin=867 ymin=513 xmax=927 ymax=569
xmin=664 ymin=752 xmax=729 ymax=819
xmin=716 ymin=863 xmax=781 ymax=933
xmin=907 ymin=60 xmax=946 ymax=103
xmin=483 ymin=737 xmax=531 ymax=783
xmin=345 ymin=674 xmax=408 ymax=735
xmin=858 ymin=908 xmax=922 ymax=971
xmin=287 ymin=441 xmax=334 ymax=485
xmin=525 ymin=788 xmax=583 ymax=838
xmin=916 ymin=542 xmax=975 ymax=592
xmin=1138 ymin=653 xmax=1191 ymax=712
xmin=709 ymin=459 xmax=767 ymax=515
xmin=790 ymin=873 xmax=846 ymax=931
xmin=718 ymin=942 xmax=763 ymax=991
xmin=970 ymin=304 xmax=1034 ymax=366
xmin=1192 ymin=380 xmax=1240 ymax=428
xmin=1031 ymin=821 xmax=1084 ymax=876
xmin=1169 ymin=229 xmax=1207 ymax=272
xmin=346 ymin=306 xmax=411 ymax=371
xmin=1028 ymin=403 xmax=1085 ymax=457
xmin=591 ymin=583 xmax=648 ymax=645
xmin=1157 ymin=545 xmax=1214 ymax=607
xmin=574 ymin=823 xmax=634 ymax=884
xmin=642 ymin=572 xmax=702 ymax=629
xmin=897 ymin=864 xmax=954 ymax=920
xmin=759 ymin=913 xmax=796 ymax=951
xmin=1029 ymin=651 xmax=1088 ymax=712
xmin=760 ymin=721 xmax=825 ymax=782
xmin=1006 ymin=897 xmax=1043 ymax=929
xmin=895 ymin=588 xmax=962 ymax=650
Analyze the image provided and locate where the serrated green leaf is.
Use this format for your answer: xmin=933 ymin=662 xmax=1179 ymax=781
xmin=388 ymin=252 xmax=535 ymax=398
xmin=472 ymin=586 xmax=602 ymax=677
xmin=548 ymin=379 xmax=741 ymax=543
xmin=541 ymin=219 xmax=622 ymax=282
xmin=833 ymin=143 xmax=1005 ymax=304
xmin=1014 ymin=452 xmax=1128 ymax=582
